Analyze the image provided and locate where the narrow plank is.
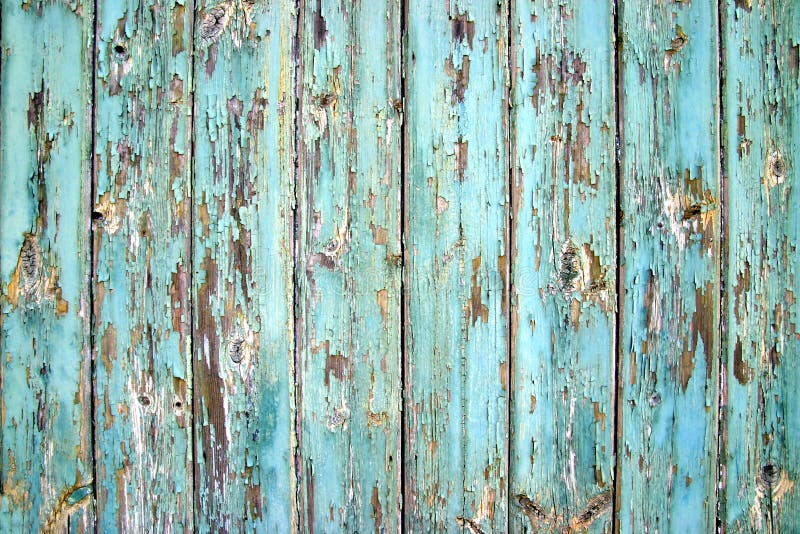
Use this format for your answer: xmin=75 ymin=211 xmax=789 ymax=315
xmin=0 ymin=0 xmax=95 ymax=531
xmin=509 ymin=2 xmax=616 ymax=532
xmin=721 ymin=2 xmax=800 ymax=531
xmin=617 ymin=1 xmax=720 ymax=532
xmin=191 ymin=1 xmax=296 ymax=530
xmin=404 ymin=1 xmax=509 ymax=530
xmin=295 ymin=0 xmax=402 ymax=531
xmin=92 ymin=0 xmax=194 ymax=530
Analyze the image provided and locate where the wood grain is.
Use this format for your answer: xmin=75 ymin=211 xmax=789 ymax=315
xmin=92 ymin=0 xmax=194 ymax=529
xmin=509 ymin=1 xmax=616 ymax=532
xmin=404 ymin=1 xmax=510 ymax=531
xmin=617 ymin=1 xmax=721 ymax=532
xmin=295 ymin=0 xmax=403 ymax=531
xmin=191 ymin=0 xmax=296 ymax=530
xmin=721 ymin=2 xmax=800 ymax=532
xmin=0 ymin=0 xmax=95 ymax=531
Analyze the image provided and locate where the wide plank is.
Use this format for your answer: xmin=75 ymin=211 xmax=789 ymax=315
xmin=404 ymin=1 xmax=510 ymax=531
xmin=92 ymin=0 xmax=194 ymax=529
xmin=0 ymin=0 xmax=95 ymax=531
xmin=721 ymin=1 xmax=800 ymax=531
xmin=191 ymin=0 xmax=296 ymax=530
xmin=509 ymin=2 xmax=616 ymax=532
xmin=617 ymin=1 xmax=721 ymax=531
xmin=295 ymin=0 xmax=403 ymax=531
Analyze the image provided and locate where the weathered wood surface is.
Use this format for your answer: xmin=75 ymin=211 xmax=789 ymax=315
xmin=0 ymin=0 xmax=95 ymax=531
xmin=404 ymin=1 xmax=509 ymax=531
xmin=509 ymin=2 xmax=616 ymax=532
xmin=721 ymin=2 xmax=800 ymax=532
xmin=1 ymin=1 xmax=799 ymax=532
xmin=92 ymin=0 xmax=194 ymax=530
xmin=296 ymin=0 xmax=402 ymax=532
xmin=617 ymin=1 xmax=721 ymax=532
xmin=191 ymin=0 xmax=296 ymax=530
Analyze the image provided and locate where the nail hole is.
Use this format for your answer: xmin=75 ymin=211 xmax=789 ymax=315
xmin=113 ymin=44 xmax=127 ymax=59
xmin=91 ymin=211 xmax=105 ymax=221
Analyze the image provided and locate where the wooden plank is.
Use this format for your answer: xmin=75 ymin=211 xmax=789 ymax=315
xmin=509 ymin=2 xmax=616 ymax=532
xmin=0 ymin=0 xmax=95 ymax=531
xmin=721 ymin=2 xmax=800 ymax=531
xmin=91 ymin=0 xmax=194 ymax=530
xmin=404 ymin=1 xmax=509 ymax=531
xmin=616 ymin=1 xmax=720 ymax=532
xmin=191 ymin=1 xmax=296 ymax=530
xmin=295 ymin=1 xmax=402 ymax=531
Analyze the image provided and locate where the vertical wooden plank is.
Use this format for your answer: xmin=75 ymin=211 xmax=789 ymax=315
xmin=296 ymin=1 xmax=402 ymax=531
xmin=404 ymin=1 xmax=509 ymax=531
xmin=91 ymin=0 xmax=194 ymax=529
xmin=509 ymin=1 xmax=616 ymax=532
xmin=0 ymin=0 xmax=95 ymax=531
xmin=721 ymin=2 xmax=800 ymax=531
xmin=617 ymin=1 xmax=720 ymax=532
xmin=192 ymin=0 xmax=296 ymax=530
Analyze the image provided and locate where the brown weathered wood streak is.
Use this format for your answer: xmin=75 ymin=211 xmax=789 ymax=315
xmin=296 ymin=0 xmax=403 ymax=531
xmin=0 ymin=0 xmax=95 ymax=531
xmin=617 ymin=1 xmax=720 ymax=532
xmin=721 ymin=2 xmax=800 ymax=532
xmin=92 ymin=0 xmax=194 ymax=530
xmin=192 ymin=0 xmax=296 ymax=530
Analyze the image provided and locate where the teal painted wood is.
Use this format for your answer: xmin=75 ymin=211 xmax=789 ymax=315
xmin=509 ymin=2 xmax=616 ymax=532
xmin=617 ymin=1 xmax=720 ymax=532
xmin=0 ymin=0 xmax=95 ymax=531
xmin=721 ymin=2 xmax=800 ymax=531
xmin=191 ymin=0 xmax=296 ymax=530
xmin=404 ymin=1 xmax=509 ymax=531
xmin=296 ymin=0 xmax=402 ymax=531
xmin=92 ymin=0 xmax=194 ymax=530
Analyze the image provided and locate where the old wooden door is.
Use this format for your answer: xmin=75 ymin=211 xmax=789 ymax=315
xmin=1 ymin=0 xmax=798 ymax=532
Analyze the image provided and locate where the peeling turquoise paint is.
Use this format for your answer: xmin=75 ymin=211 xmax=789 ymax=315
xmin=0 ymin=1 xmax=798 ymax=532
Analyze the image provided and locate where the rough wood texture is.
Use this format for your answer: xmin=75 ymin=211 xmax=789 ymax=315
xmin=2 ymin=2 xmax=800 ymax=532
xmin=617 ymin=1 xmax=721 ymax=532
xmin=0 ymin=0 xmax=95 ymax=531
xmin=191 ymin=0 xmax=296 ymax=530
xmin=404 ymin=1 xmax=509 ymax=531
xmin=296 ymin=0 xmax=402 ymax=531
xmin=510 ymin=2 xmax=616 ymax=532
xmin=721 ymin=2 xmax=800 ymax=532
xmin=92 ymin=0 xmax=194 ymax=530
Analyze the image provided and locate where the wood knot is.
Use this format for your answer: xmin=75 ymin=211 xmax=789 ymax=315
xmin=318 ymin=92 xmax=337 ymax=107
xmin=769 ymin=152 xmax=786 ymax=186
xmin=761 ymin=463 xmax=780 ymax=487
xmin=558 ymin=240 xmax=579 ymax=293
xmin=201 ymin=4 xmax=229 ymax=44
xmin=228 ymin=337 xmax=248 ymax=363
xmin=137 ymin=393 xmax=152 ymax=407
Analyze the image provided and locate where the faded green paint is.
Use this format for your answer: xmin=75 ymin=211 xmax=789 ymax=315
xmin=1 ymin=2 xmax=799 ymax=532
xmin=296 ymin=1 xmax=402 ymax=532
xmin=92 ymin=0 xmax=194 ymax=529
xmin=0 ymin=0 xmax=95 ymax=531
xmin=721 ymin=2 xmax=800 ymax=532
xmin=510 ymin=1 xmax=616 ymax=532
xmin=617 ymin=1 xmax=721 ymax=532
xmin=404 ymin=1 xmax=509 ymax=531
xmin=191 ymin=0 xmax=295 ymax=530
